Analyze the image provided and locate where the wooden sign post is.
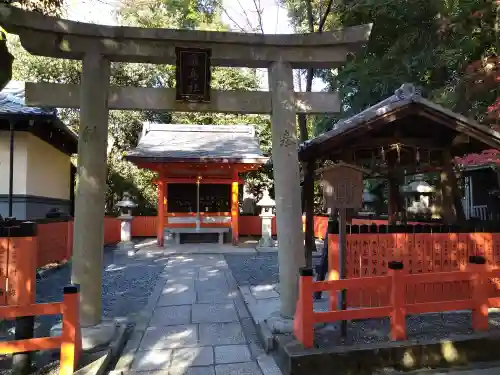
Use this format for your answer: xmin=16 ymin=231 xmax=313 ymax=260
xmin=175 ymin=47 xmax=211 ymax=102
xmin=321 ymin=163 xmax=364 ymax=337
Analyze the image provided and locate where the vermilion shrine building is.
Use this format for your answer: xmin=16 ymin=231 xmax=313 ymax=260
xmin=126 ymin=123 xmax=268 ymax=245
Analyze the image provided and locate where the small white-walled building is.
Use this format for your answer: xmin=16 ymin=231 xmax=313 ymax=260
xmin=0 ymin=81 xmax=77 ymax=219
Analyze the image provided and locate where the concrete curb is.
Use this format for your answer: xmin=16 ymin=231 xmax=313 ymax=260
xmin=257 ymin=321 xmax=275 ymax=352
xmin=75 ymin=322 xmax=128 ymax=375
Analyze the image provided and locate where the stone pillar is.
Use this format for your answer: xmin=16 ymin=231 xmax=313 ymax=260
xmin=120 ymin=218 xmax=132 ymax=242
xmin=71 ymin=51 xmax=110 ymax=327
xmin=157 ymin=180 xmax=165 ymax=246
xmin=257 ymin=189 xmax=276 ymax=248
xmin=268 ymin=61 xmax=305 ymax=318
xmin=231 ymin=171 xmax=239 ymax=245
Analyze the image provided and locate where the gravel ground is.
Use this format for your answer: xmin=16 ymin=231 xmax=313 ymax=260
xmin=315 ymin=311 xmax=500 ymax=347
xmin=0 ymin=240 xmax=167 ymax=374
xmin=225 ymin=253 xmax=280 ymax=286
xmin=224 ymin=251 xmax=322 ymax=286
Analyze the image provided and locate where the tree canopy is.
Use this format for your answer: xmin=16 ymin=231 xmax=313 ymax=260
xmin=1 ymin=0 xmax=64 ymax=15
xmin=281 ymin=0 xmax=499 ymax=135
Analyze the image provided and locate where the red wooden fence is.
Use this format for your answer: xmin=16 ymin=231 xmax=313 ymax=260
xmin=294 ymin=258 xmax=497 ymax=349
xmin=129 ymin=215 xmax=354 ymax=238
xmin=36 ymin=217 xmax=121 ymax=269
xmin=0 ymin=285 xmax=82 ymax=375
xmin=328 ymin=232 xmax=500 ymax=308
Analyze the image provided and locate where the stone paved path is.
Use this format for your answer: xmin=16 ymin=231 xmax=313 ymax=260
xmin=120 ymin=252 xmax=282 ymax=375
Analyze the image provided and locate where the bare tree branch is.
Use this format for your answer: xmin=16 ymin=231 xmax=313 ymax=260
xmin=235 ymin=0 xmax=257 ymax=31
xmin=251 ymin=0 xmax=265 ymax=34
xmin=210 ymin=0 xmax=248 ymax=32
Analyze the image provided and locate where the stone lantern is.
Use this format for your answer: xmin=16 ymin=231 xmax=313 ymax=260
xmin=257 ymin=189 xmax=276 ymax=247
xmin=115 ymin=192 xmax=137 ymax=248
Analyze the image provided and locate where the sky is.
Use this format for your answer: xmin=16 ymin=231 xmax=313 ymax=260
xmin=65 ymin=0 xmax=326 ymax=91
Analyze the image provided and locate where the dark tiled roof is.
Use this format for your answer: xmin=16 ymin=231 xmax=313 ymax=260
xmin=0 ymin=80 xmax=56 ymax=116
xmin=0 ymin=81 xmax=78 ymax=153
xmin=126 ymin=123 xmax=268 ymax=164
xmin=300 ymin=83 xmax=500 ymax=156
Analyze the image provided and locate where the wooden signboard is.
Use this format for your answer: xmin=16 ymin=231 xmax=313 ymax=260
xmin=321 ymin=165 xmax=364 ymax=210
xmin=175 ymin=47 xmax=211 ymax=102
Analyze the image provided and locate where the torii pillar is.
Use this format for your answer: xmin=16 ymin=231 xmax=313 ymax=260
xmin=72 ymin=50 xmax=110 ymax=328
xmin=268 ymin=61 xmax=305 ymax=318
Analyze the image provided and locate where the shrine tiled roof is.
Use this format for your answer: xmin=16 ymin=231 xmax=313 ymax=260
xmin=299 ymin=83 xmax=500 ymax=160
xmin=126 ymin=123 xmax=268 ymax=164
xmin=0 ymin=81 xmax=78 ymax=146
xmin=0 ymin=80 xmax=56 ymax=116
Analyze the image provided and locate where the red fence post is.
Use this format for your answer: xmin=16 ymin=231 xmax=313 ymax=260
xmin=468 ymin=255 xmax=489 ymax=332
xmin=60 ymin=284 xmax=81 ymax=375
xmin=389 ymin=261 xmax=406 ymax=340
xmin=293 ymin=267 xmax=314 ymax=348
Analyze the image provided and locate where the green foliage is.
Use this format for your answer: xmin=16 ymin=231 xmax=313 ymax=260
xmin=1 ymin=0 xmax=64 ymax=15
xmin=10 ymin=0 xmax=272 ymax=215
xmin=281 ymin=0 xmax=498 ymax=135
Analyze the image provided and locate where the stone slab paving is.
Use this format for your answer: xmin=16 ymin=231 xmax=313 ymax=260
xmin=121 ymin=252 xmax=283 ymax=375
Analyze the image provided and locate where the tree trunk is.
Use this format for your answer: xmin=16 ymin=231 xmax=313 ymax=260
xmin=299 ymin=0 xmax=335 ymax=265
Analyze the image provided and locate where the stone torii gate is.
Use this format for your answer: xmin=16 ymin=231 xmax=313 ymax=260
xmin=0 ymin=5 xmax=371 ymax=332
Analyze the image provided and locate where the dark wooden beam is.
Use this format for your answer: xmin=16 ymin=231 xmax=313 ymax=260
xmin=347 ymin=137 xmax=445 ymax=150
xmin=418 ymin=109 xmax=500 ymax=150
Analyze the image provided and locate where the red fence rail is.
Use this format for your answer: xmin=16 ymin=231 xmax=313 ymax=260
xmin=36 ymin=217 xmax=121 ymax=269
xmin=36 ymin=221 xmax=73 ymax=268
xmin=103 ymin=217 xmax=120 ymax=245
xmin=131 ymin=216 xmax=157 ymax=237
xmin=294 ymin=257 xmax=497 ymax=348
xmin=128 ymin=215 xmax=398 ymax=238
xmin=328 ymin=232 xmax=500 ymax=307
xmin=0 ymin=285 xmax=81 ymax=375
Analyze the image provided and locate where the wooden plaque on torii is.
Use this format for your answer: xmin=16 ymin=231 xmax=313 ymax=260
xmin=175 ymin=47 xmax=211 ymax=103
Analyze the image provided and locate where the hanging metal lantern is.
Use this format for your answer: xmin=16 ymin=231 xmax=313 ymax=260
xmin=0 ymin=27 xmax=13 ymax=91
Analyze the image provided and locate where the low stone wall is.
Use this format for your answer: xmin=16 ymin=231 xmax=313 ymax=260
xmin=275 ymin=330 xmax=500 ymax=375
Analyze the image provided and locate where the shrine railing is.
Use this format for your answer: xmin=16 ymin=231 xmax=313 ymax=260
xmin=294 ymin=256 xmax=495 ymax=349
xmin=328 ymin=224 xmax=500 ymax=307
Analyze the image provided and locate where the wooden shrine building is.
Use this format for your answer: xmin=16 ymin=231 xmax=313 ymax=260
xmin=299 ymin=83 xmax=500 ymax=248
xmin=126 ymin=123 xmax=268 ymax=245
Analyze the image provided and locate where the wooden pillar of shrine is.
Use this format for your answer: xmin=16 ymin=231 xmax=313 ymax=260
xmin=231 ymin=171 xmax=239 ymax=245
xmin=387 ymin=175 xmax=400 ymax=225
xmin=157 ymin=180 xmax=165 ymax=247
xmin=303 ymin=161 xmax=316 ymax=267
xmin=440 ymin=151 xmax=465 ymax=224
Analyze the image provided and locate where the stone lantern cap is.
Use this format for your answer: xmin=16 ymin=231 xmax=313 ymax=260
xmin=257 ymin=190 xmax=276 ymax=208
xmin=362 ymin=189 xmax=377 ymax=203
xmin=116 ymin=192 xmax=138 ymax=209
xmin=401 ymin=180 xmax=435 ymax=194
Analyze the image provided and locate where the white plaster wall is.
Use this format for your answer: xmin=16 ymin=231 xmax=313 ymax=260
xmin=25 ymin=134 xmax=71 ymax=200
xmin=0 ymin=131 xmax=28 ymax=195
